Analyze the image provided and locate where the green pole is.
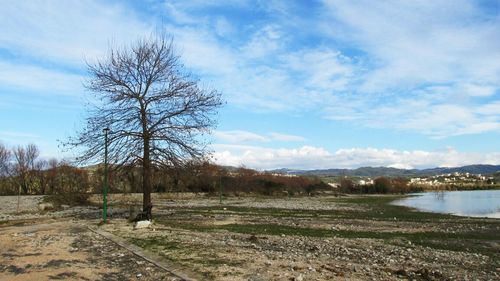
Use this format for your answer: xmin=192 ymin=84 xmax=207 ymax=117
xmin=103 ymin=127 xmax=110 ymax=223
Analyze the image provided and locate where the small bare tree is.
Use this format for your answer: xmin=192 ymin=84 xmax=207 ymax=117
xmin=13 ymin=144 xmax=40 ymax=195
xmin=67 ymin=34 xmax=223 ymax=213
xmin=0 ymin=143 xmax=11 ymax=178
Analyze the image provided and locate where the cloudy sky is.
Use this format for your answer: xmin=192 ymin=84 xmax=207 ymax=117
xmin=0 ymin=0 xmax=499 ymax=170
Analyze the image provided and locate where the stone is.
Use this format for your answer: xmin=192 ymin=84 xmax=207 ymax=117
xmin=134 ymin=220 xmax=152 ymax=229
xmin=38 ymin=203 xmax=54 ymax=211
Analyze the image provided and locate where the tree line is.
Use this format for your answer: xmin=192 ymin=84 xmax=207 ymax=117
xmin=0 ymin=143 xmax=89 ymax=196
xmin=0 ymin=143 xmax=329 ymax=197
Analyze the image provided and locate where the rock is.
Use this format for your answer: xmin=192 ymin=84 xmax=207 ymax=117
xmin=136 ymin=273 xmax=142 ymax=278
xmin=38 ymin=203 xmax=54 ymax=211
xmin=134 ymin=220 xmax=152 ymax=229
xmin=265 ymin=261 xmax=272 ymax=266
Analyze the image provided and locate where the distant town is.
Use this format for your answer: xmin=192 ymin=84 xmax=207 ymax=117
xmin=408 ymin=172 xmax=495 ymax=187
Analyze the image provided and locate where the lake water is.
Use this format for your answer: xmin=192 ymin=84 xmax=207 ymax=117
xmin=392 ymin=190 xmax=500 ymax=218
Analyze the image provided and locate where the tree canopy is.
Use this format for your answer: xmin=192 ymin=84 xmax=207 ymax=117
xmin=67 ymin=34 xmax=223 ymax=209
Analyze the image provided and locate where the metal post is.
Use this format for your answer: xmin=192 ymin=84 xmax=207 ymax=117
xmin=103 ymin=127 xmax=110 ymax=223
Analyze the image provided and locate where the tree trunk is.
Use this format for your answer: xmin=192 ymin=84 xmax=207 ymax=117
xmin=142 ymin=137 xmax=151 ymax=210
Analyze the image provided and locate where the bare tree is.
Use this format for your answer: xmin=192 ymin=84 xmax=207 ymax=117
xmin=0 ymin=143 xmax=11 ymax=177
xmin=67 ymin=34 xmax=223 ymax=212
xmin=13 ymin=144 xmax=40 ymax=194
xmin=35 ymin=159 xmax=48 ymax=194
xmin=47 ymin=158 xmax=59 ymax=194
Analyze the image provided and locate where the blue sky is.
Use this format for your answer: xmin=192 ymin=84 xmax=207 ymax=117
xmin=0 ymin=0 xmax=499 ymax=169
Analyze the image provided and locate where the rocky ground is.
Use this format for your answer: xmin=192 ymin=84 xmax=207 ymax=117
xmin=0 ymin=219 xmax=180 ymax=281
xmin=1 ymin=194 xmax=499 ymax=280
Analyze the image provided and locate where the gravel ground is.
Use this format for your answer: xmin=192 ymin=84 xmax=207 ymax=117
xmin=1 ymin=194 xmax=499 ymax=281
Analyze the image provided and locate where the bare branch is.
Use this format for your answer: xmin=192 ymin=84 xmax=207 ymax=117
xmin=64 ymin=33 xmax=223 ymax=210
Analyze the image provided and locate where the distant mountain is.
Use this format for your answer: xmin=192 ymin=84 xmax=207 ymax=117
xmin=268 ymin=164 xmax=500 ymax=178
xmin=418 ymin=165 xmax=500 ymax=176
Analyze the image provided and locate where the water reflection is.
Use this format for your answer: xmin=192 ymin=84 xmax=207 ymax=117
xmin=433 ymin=191 xmax=445 ymax=201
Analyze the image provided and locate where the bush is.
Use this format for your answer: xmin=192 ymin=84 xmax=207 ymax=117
xmin=42 ymin=193 xmax=90 ymax=209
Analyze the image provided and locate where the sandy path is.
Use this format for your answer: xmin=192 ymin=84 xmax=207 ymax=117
xmin=0 ymin=219 xmax=179 ymax=281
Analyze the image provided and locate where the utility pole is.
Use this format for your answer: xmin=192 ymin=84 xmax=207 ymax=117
xmin=103 ymin=127 xmax=110 ymax=223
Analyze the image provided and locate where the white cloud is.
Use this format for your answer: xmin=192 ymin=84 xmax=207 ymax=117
xmin=318 ymin=0 xmax=500 ymax=136
xmin=0 ymin=61 xmax=83 ymax=95
xmin=240 ymin=25 xmax=284 ymax=58
xmin=268 ymin=133 xmax=306 ymax=142
xmin=212 ymin=144 xmax=500 ymax=170
xmin=283 ymin=48 xmax=355 ymax=92
xmin=326 ymin=89 xmax=500 ymax=138
xmin=1 ymin=0 xmax=498 ymax=141
xmin=322 ymin=0 xmax=500 ymax=91
xmin=0 ymin=1 xmax=153 ymax=66
xmin=214 ymin=130 xmax=305 ymax=143
xmin=214 ymin=17 xmax=235 ymax=37
xmin=214 ymin=131 xmax=267 ymax=143
xmin=165 ymin=0 xmax=500 ymax=138
xmin=459 ymin=84 xmax=497 ymax=98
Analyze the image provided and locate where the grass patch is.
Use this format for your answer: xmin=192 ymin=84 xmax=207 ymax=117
xmin=156 ymin=193 xmax=500 ymax=260
xmin=156 ymin=219 xmax=499 ymax=258
xmin=173 ymin=202 xmax=459 ymax=223
xmin=127 ymin=234 xmax=243 ymax=281
xmin=173 ymin=195 xmax=500 ymax=225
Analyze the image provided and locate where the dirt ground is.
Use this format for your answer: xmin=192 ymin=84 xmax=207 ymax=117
xmin=1 ymin=194 xmax=499 ymax=281
xmin=0 ymin=219 xmax=180 ymax=281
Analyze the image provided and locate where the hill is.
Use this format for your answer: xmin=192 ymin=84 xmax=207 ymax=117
xmin=269 ymin=164 xmax=500 ymax=178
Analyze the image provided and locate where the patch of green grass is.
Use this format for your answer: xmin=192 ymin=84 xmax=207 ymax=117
xmin=155 ymin=195 xmax=500 ymax=261
xmin=217 ymin=223 xmax=497 ymax=241
xmin=155 ymin=218 xmax=499 ymax=259
xmin=199 ymin=257 xmax=243 ymax=267
xmin=173 ymin=196 xmax=500 ymax=225
xmin=172 ymin=200 xmax=459 ymax=223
